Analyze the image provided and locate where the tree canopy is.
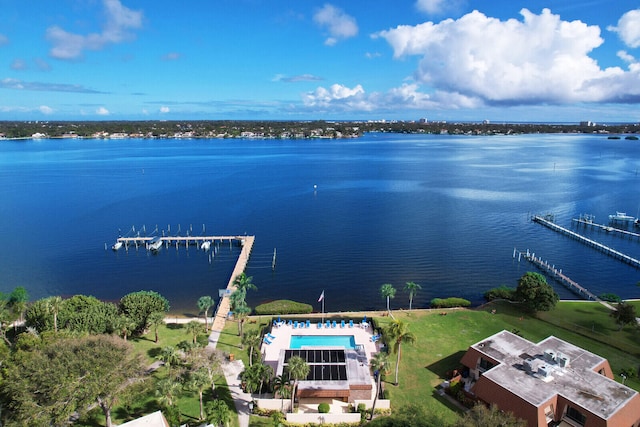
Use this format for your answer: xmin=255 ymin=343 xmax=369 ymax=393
xmin=119 ymin=290 xmax=170 ymax=333
xmin=610 ymin=301 xmax=637 ymax=330
xmin=514 ymin=272 xmax=558 ymax=313
xmin=1 ymin=334 xmax=144 ymax=427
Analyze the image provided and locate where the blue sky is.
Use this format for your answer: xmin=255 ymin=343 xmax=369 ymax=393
xmin=1 ymin=0 xmax=640 ymax=122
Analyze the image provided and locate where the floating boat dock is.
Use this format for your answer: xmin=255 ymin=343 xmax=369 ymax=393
xmin=115 ymin=234 xmax=248 ymax=250
xmin=572 ymin=214 xmax=640 ymax=240
xmin=111 ymin=227 xmax=256 ymax=333
xmin=532 ymin=215 xmax=640 ymax=268
xmin=514 ymin=249 xmax=612 ymax=309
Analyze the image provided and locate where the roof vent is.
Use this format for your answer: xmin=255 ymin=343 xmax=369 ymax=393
xmin=543 ymin=349 xmax=556 ymax=363
xmin=557 ymin=353 xmax=570 ymax=368
xmin=538 ymin=365 xmax=552 ymax=378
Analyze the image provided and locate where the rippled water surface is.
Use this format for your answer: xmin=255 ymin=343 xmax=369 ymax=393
xmin=0 ymin=133 xmax=639 ymax=314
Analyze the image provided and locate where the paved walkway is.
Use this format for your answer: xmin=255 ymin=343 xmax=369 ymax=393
xmin=207 ymin=325 xmax=251 ymax=427
xmin=221 ymin=360 xmax=252 ymax=427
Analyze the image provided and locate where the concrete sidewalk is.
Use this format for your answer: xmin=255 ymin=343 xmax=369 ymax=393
xmin=208 ymin=329 xmax=252 ymax=427
xmin=221 ymin=359 xmax=252 ymax=427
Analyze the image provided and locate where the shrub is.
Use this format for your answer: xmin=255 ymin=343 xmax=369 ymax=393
xmin=430 ymin=297 xmax=471 ymax=308
xmin=254 ymin=299 xmax=313 ymax=315
xmin=599 ymin=293 xmax=621 ymax=303
xmin=318 ymin=402 xmax=330 ymax=413
xmin=484 ymin=285 xmax=515 ymax=301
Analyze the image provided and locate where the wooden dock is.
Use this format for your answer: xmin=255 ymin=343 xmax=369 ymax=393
xmin=117 ymin=235 xmax=246 ymax=248
xmin=114 ymin=231 xmax=256 ymax=333
xmin=532 ymin=215 xmax=640 ymax=268
xmin=210 ymin=235 xmax=255 ymax=332
xmin=514 ymin=249 xmax=613 ymax=309
xmin=572 ymin=215 xmax=640 ymax=240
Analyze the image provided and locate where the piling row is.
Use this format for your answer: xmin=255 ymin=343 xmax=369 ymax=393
xmin=514 ymin=249 xmax=605 ymax=305
xmin=532 ymin=215 xmax=640 ymax=268
xmin=572 ymin=216 xmax=640 ymax=240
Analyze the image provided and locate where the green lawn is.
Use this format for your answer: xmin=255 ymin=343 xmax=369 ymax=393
xmin=372 ymin=301 xmax=640 ymax=425
xmin=76 ymin=302 xmax=640 ymax=427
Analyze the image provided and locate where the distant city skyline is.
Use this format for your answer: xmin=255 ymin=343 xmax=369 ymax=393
xmin=1 ymin=0 xmax=639 ymax=122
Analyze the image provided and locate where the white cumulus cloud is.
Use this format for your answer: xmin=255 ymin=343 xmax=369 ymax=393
xmin=374 ymin=8 xmax=640 ymax=106
xmin=47 ymin=0 xmax=143 ymax=60
xmin=159 ymin=106 xmax=170 ymax=114
xmin=313 ymin=4 xmax=358 ymax=46
xmin=609 ymin=9 xmax=640 ymax=48
xmin=39 ymin=105 xmax=54 ymax=115
xmin=96 ymin=106 xmax=110 ymax=115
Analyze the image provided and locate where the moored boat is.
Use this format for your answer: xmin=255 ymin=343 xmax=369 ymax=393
xmin=609 ymin=211 xmax=636 ymax=222
xmin=112 ymin=241 xmax=123 ymax=251
xmin=200 ymin=241 xmax=211 ymax=251
xmin=147 ymin=236 xmax=162 ymax=251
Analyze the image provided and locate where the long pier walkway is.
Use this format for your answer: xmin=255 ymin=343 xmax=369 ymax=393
xmin=514 ymin=249 xmax=613 ymax=309
xmin=532 ymin=215 xmax=640 ymax=268
xmin=572 ymin=215 xmax=640 ymax=240
xmin=210 ymin=235 xmax=255 ymax=332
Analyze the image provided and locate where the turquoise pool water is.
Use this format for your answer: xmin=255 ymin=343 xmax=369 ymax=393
xmin=290 ymin=335 xmax=356 ymax=349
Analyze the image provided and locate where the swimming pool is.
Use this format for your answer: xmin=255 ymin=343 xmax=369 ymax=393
xmin=290 ymin=335 xmax=356 ymax=350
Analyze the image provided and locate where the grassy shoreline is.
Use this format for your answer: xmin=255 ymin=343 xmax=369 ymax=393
xmin=101 ymin=300 xmax=640 ymax=426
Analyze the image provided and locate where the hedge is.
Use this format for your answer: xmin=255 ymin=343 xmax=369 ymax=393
xmin=430 ymin=297 xmax=471 ymax=308
xmin=254 ymin=299 xmax=313 ymax=315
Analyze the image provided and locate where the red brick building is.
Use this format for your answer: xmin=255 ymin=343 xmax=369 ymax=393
xmin=460 ymin=330 xmax=640 ymax=427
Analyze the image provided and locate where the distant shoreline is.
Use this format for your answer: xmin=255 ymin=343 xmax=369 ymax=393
xmin=1 ymin=119 xmax=639 ymax=140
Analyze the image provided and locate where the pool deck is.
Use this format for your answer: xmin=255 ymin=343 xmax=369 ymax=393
xmin=261 ymin=320 xmax=380 ymax=369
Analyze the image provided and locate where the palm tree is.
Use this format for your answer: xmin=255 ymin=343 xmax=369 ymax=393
xmin=272 ymin=374 xmax=291 ymax=412
xmin=385 ymin=319 xmax=416 ymax=386
xmin=113 ymin=314 xmax=135 ymax=341
xmin=157 ymin=345 xmax=182 ymax=378
xmin=185 ymin=320 xmax=202 ymax=344
xmin=230 ymin=289 xmax=251 ymax=339
xmin=257 ymin=363 xmax=273 ymax=396
xmin=380 ymin=284 xmax=396 ymax=313
xmin=233 ymin=272 xmax=257 ymax=294
xmin=205 ymin=399 xmax=232 ymax=427
xmin=242 ymin=331 xmax=262 ymax=366
xmin=155 ymin=377 xmax=182 ymax=408
xmin=286 ymin=355 xmax=310 ymax=412
xmin=187 ymin=368 xmax=210 ymax=421
xmin=197 ymin=295 xmax=215 ymax=332
xmin=241 ymin=364 xmax=261 ymax=393
xmin=369 ymin=351 xmax=390 ymax=420
xmin=403 ymin=281 xmax=422 ymax=311
xmin=148 ymin=311 xmax=165 ymax=343
xmin=47 ymin=296 xmax=63 ymax=332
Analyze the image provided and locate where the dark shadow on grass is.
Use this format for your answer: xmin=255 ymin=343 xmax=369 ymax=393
xmin=113 ymin=400 xmax=161 ymax=424
xmin=166 ymin=323 xmax=184 ymax=330
xmin=147 ymin=347 xmax=162 ymax=359
xmin=430 ymin=388 xmax=467 ymax=414
xmin=425 ymin=351 xmax=467 ymax=378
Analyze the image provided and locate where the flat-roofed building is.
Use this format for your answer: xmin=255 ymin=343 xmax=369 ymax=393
xmin=460 ymin=330 xmax=640 ymax=427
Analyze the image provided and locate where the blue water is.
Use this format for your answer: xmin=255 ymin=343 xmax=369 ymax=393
xmin=290 ymin=335 xmax=356 ymax=349
xmin=0 ymin=133 xmax=639 ymax=315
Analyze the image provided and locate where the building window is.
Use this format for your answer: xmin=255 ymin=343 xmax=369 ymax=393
xmin=565 ymin=406 xmax=587 ymax=425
